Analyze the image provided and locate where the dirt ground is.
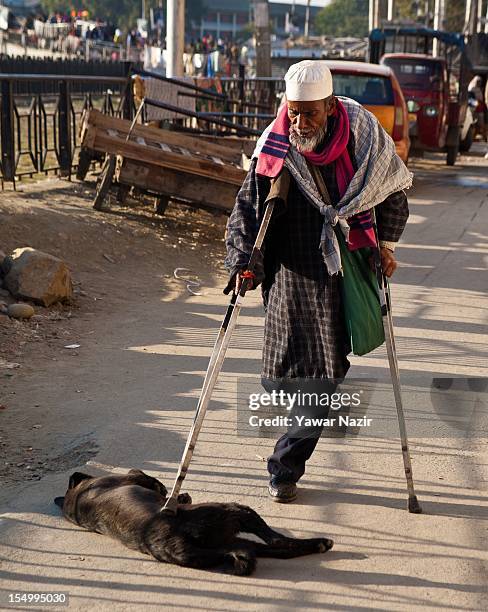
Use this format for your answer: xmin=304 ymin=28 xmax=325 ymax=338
xmin=0 ymin=178 xmax=229 ymax=487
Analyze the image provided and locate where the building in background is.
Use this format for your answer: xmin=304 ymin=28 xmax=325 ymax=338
xmin=187 ymin=0 xmax=323 ymax=41
xmin=0 ymin=0 xmax=41 ymax=14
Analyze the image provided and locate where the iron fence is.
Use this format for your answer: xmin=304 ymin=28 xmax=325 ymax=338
xmin=0 ymin=74 xmax=132 ymax=186
xmin=133 ymin=68 xmax=285 ymax=134
xmin=221 ymin=75 xmax=286 ymax=115
xmin=0 ymin=55 xmax=135 ymax=94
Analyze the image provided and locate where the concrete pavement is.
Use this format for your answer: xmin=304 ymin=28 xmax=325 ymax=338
xmin=0 ymin=147 xmax=487 ymax=610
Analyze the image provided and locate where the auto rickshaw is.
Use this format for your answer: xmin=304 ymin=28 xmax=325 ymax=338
xmin=380 ymin=54 xmax=449 ymax=152
xmin=369 ymin=27 xmax=471 ymax=165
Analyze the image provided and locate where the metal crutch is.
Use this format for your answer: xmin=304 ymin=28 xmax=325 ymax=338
xmin=372 ymin=214 xmax=422 ymax=514
xmin=161 ymin=200 xmax=277 ymax=513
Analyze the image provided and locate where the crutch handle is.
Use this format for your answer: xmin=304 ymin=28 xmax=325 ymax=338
xmin=223 ymin=269 xmax=257 ymax=295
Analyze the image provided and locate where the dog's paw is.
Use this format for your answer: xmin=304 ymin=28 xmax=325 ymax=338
xmin=177 ymin=493 xmax=192 ymax=505
xmin=228 ymin=550 xmax=256 ymax=576
xmin=317 ymin=538 xmax=334 ymax=553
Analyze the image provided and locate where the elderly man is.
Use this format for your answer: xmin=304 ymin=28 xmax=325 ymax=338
xmin=224 ymin=60 xmax=411 ymax=503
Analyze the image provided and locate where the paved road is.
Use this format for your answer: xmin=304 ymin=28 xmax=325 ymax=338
xmin=1 ymin=146 xmax=487 ymax=611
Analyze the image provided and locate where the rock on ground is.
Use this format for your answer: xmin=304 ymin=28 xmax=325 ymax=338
xmin=4 ymin=247 xmax=73 ymax=307
xmin=7 ymin=303 xmax=35 ymax=319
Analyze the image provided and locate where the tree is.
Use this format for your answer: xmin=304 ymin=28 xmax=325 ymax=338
xmin=395 ymin=0 xmax=467 ymax=30
xmin=445 ymin=0 xmax=469 ymax=31
xmin=314 ymin=0 xmax=470 ymax=38
xmin=314 ymin=0 xmax=369 ymax=38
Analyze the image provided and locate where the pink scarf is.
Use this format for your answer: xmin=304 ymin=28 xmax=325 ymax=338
xmin=302 ymin=101 xmax=354 ymax=197
xmin=256 ymin=100 xmax=376 ymax=250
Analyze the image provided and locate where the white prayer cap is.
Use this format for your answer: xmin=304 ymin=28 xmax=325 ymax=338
xmin=284 ymin=60 xmax=333 ymax=102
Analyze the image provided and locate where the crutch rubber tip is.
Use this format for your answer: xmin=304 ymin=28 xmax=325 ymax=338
xmin=160 ymin=507 xmax=177 ymax=515
xmin=160 ymin=497 xmax=179 ymax=515
xmin=408 ymin=495 xmax=422 ymax=514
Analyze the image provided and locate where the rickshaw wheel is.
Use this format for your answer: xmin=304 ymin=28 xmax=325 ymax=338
xmin=76 ymin=148 xmax=93 ymax=181
xmin=116 ymin=184 xmax=130 ymax=205
xmin=446 ymin=145 xmax=458 ymax=166
xmin=154 ymin=195 xmax=170 ymax=216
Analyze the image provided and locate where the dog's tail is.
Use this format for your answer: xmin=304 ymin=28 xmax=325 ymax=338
xmin=54 ymin=496 xmax=65 ymax=508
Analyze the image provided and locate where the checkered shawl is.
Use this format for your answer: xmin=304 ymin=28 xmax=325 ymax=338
xmin=253 ymin=97 xmax=413 ymax=275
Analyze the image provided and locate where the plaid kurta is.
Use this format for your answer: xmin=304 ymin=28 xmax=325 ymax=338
xmin=224 ymin=135 xmax=409 ymax=382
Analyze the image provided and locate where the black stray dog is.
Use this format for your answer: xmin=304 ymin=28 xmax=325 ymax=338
xmin=55 ymin=469 xmax=333 ymax=575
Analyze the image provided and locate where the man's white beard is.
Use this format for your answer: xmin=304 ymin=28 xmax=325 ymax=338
xmin=289 ymin=124 xmax=327 ymax=153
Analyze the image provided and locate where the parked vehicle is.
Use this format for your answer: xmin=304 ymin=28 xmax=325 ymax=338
xmin=324 ymin=60 xmax=410 ymax=163
xmin=381 ymin=54 xmax=450 ymax=153
xmin=370 ymin=27 xmax=471 ymax=165
xmin=380 ymin=53 xmax=476 ymax=155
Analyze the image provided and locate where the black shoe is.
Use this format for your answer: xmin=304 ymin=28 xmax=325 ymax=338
xmin=268 ymin=480 xmax=297 ymax=503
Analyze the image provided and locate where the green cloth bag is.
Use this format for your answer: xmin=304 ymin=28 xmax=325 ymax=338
xmin=335 ymin=228 xmax=385 ymax=356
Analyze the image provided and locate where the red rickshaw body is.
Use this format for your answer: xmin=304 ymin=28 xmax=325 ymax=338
xmin=381 ymin=53 xmax=449 ymax=150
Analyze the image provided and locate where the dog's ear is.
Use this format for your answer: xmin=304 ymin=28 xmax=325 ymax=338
xmin=128 ymin=469 xmax=145 ymax=477
xmin=127 ymin=469 xmax=167 ymax=496
xmin=54 ymin=496 xmax=65 ymax=508
xmin=68 ymin=472 xmax=93 ymax=489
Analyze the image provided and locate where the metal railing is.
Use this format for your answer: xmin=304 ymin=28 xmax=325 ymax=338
xmin=133 ymin=67 xmax=285 ymax=134
xmin=220 ymin=74 xmax=286 ymax=117
xmin=0 ymin=55 xmax=135 ymax=94
xmin=0 ymin=28 xmax=130 ymax=62
xmin=0 ymin=73 xmax=132 ymax=186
